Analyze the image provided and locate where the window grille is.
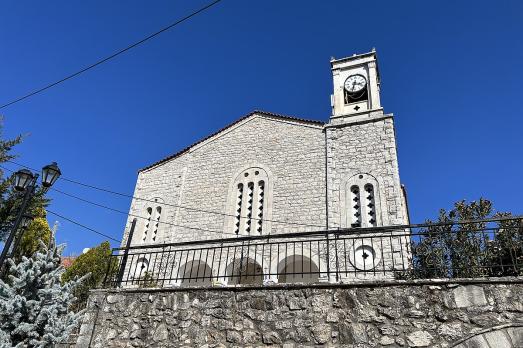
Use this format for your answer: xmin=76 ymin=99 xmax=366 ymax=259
xmin=234 ymin=183 xmax=243 ymax=235
xmin=152 ymin=207 xmax=162 ymax=242
xmin=230 ymin=168 xmax=270 ymax=235
xmin=350 ymin=185 xmax=362 ymax=228
xmin=256 ymin=180 xmax=265 ymax=233
xmin=364 ymin=184 xmax=377 ymax=227
xmin=346 ymin=174 xmax=381 ymax=228
xmin=142 ymin=207 xmax=152 ymax=242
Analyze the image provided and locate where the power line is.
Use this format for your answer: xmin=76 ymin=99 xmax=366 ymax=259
xmin=6 ymin=160 xmax=326 ymax=229
xmin=0 ymin=0 xmax=223 ymax=109
xmin=51 ymin=187 xmax=238 ymax=237
xmin=46 ymin=209 xmax=121 ymax=243
xmin=0 ymin=164 xmax=236 ymax=237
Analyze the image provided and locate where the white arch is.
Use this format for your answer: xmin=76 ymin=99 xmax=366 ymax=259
xmin=265 ymin=245 xmax=329 ymax=284
xmin=277 ymin=254 xmax=320 ymax=284
xmin=225 ymin=257 xmax=264 ymax=285
xmin=177 ymin=259 xmax=213 ymax=287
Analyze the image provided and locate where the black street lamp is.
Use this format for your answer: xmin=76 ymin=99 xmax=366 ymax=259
xmin=0 ymin=163 xmax=61 ymax=272
xmin=41 ymin=162 xmax=61 ymax=189
xmin=13 ymin=169 xmax=34 ymax=192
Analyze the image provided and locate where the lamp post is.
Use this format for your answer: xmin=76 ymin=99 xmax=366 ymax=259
xmin=0 ymin=162 xmax=61 ymax=271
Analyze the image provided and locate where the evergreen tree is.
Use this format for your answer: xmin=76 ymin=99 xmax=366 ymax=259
xmin=0 ymin=228 xmax=87 ymax=347
xmin=62 ymin=241 xmax=115 ymax=310
xmin=0 ymin=119 xmax=49 ymax=243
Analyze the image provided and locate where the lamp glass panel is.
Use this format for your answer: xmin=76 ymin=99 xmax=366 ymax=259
xmin=14 ymin=170 xmax=33 ymax=190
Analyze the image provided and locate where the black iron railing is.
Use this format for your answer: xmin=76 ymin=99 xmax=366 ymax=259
xmin=102 ymin=217 xmax=523 ymax=288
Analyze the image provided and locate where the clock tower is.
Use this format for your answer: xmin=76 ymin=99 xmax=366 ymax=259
xmin=325 ymin=49 xmax=409 ymax=231
xmin=330 ymin=49 xmax=383 ymax=123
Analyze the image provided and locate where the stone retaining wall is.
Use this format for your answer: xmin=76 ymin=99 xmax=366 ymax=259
xmin=76 ymin=279 xmax=523 ymax=347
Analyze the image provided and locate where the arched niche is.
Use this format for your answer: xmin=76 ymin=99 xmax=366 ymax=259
xmin=225 ymin=257 xmax=264 ymax=285
xmin=277 ymin=254 xmax=319 ymax=284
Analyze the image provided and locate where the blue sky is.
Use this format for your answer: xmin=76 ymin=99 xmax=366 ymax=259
xmin=0 ymin=1 xmax=522 ymax=254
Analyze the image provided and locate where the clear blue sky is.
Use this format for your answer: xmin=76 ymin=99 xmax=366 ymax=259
xmin=1 ymin=1 xmax=521 ymax=254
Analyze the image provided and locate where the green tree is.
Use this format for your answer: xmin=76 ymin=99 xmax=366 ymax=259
xmin=12 ymin=207 xmax=52 ymax=261
xmin=0 ymin=119 xmax=49 ymax=245
xmin=409 ymin=198 xmax=521 ymax=279
xmin=485 ymin=213 xmax=523 ymax=277
xmin=62 ymin=241 xmax=116 ymax=310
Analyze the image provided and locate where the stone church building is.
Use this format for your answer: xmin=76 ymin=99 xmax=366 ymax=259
xmin=120 ymin=50 xmax=410 ymax=285
xmin=76 ymin=52 xmax=523 ymax=348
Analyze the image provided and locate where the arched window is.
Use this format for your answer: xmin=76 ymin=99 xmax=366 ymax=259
xmin=140 ymin=198 xmax=164 ymax=243
xmin=229 ymin=168 xmax=270 ymax=235
xmin=141 ymin=207 xmax=152 ymax=242
xmin=152 ymin=207 xmax=162 ymax=242
xmin=132 ymin=257 xmax=149 ymax=280
xmin=345 ymin=174 xmax=381 ymax=228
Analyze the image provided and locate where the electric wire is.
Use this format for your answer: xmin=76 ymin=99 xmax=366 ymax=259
xmin=0 ymin=0 xmax=223 ymax=109
xmin=5 ymin=160 xmax=326 ymax=229
xmin=0 ymin=164 xmax=236 ymax=237
xmin=46 ymin=209 xmax=121 ymax=243
xmin=51 ymin=187 xmax=238 ymax=237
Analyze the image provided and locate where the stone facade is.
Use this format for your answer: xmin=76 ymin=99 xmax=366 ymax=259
xmin=120 ymin=51 xmax=408 ymax=252
xmin=76 ymin=279 xmax=523 ymax=347
xmin=123 ymin=115 xmax=328 ymax=246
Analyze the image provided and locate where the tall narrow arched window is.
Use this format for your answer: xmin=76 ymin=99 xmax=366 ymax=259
xmin=364 ymin=184 xmax=377 ymax=227
xmin=350 ymin=185 xmax=362 ymax=228
xmin=142 ymin=207 xmax=152 ymax=243
xmin=140 ymin=198 xmax=164 ymax=244
xmin=152 ymin=207 xmax=162 ymax=242
xmin=228 ymin=167 xmax=271 ymax=235
xmin=345 ymin=174 xmax=382 ymax=228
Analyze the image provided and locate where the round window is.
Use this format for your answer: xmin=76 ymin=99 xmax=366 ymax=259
xmin=348 ymin=242 xmax=381 ymax=271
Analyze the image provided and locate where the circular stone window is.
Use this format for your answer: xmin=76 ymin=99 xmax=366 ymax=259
xmin=348 ymin=242 xmax=381 ymax=271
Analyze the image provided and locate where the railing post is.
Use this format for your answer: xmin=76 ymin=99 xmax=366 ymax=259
xmin=334 ymin=230 xmax=340 ymax=282
xmin=325 ymin=231 xmax=331 ymax=281
xmin=115 ymin=218 xmax=137 ymax=287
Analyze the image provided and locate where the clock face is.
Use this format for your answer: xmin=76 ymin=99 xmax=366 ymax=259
xmin=344 ymin=74 xmax=367 ymax=93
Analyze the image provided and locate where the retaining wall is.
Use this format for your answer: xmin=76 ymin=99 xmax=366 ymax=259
xmin=76 ymin=278 xmax=523 ymax=347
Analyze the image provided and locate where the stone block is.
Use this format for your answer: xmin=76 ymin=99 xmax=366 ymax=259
xmin=483 ymin=330 xmax=512 ymax=347
xmin=460 ymin=335 xmax=490 ymax=348
xmin=226 ymin=330 xmax=242 ymax=344
xmin=506 ymin=326 xmax=523 ymax=346
xmin=262 ymin=331 xmax=282 ymax=344
xmin=311 ymin=324 xmax=331 ymax=344
xmin=406 ymin=330 xmax=433 ymax=347
xmin=453 ymin=285 xmax=488 ymax=308
xmin=380 ymin=336 xmax=395 ymax=345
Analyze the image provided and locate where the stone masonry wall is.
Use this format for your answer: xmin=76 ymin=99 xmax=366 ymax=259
xmin=121 ymin=114 xmax=327 ymax=247
xmin=76 ymin=279 xmax=523 ymax=347
xmin=121 ymin=112 xmax=409 ymax=248
xmin=326 ymin=116 xmax=407 ymax=229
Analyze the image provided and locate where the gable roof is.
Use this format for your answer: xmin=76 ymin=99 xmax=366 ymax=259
xmin=140 ymin=110 xmax=325 ymax=172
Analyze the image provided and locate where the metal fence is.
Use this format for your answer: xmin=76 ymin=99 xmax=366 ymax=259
xmin=102 ymin=217 xmax=523 ymax=288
